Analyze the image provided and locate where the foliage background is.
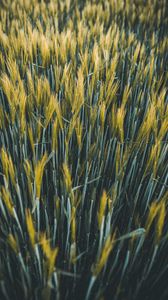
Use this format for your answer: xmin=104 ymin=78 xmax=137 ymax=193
xmin=0 ymin=0 xmax=167 ymax=299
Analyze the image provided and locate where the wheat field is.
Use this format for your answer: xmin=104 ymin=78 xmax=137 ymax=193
xmin=0 ymin=0 xmax=167 ymax=299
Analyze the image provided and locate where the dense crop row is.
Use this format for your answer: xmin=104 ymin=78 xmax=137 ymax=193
xmin=0 ymin=0 xmax=167 ymax=299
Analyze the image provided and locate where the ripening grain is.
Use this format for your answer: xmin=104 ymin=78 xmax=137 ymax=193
xmin=0 ymin=1 xmax=167 ymax=300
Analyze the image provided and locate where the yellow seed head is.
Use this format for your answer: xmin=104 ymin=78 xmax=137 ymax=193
xmin=146 ymin=202 xmax=159 ymax=233
xmin=26 ymin=209 xmax=36 ymax=247
xmin=1 ymin=149 xmax=15 ymax=185
xmin=45 ymin=95 xmax=56 ymax=128
xmin=100 ymin=103 xmax=106 ymax=130
xmin=40 ymin=233 xmax=59 ymax=278
xmin=75 ymin=117 xmax=83 ymax=149
xmin=63 ymin=163 xmax=72 ymax=192
xmin=116 ymin=105 xmax=125 ymax=143
xmin=35 ymin=153 xmax=48 ymax=199
xmin=1 ymin=148 xmax=9 ymax=182
xmin=98 ymin=190 xmax=107 ymax=229
xmin=8 ymin=234 xmax=18 ymax=253
xmin=156 ymin=202 xmax=166 ymax=242
xmin=133 ymin=42 xmax=141 ymax=64
xmin=1 ymin=187 xmax=14 ymax=216
xmin=93 ymin=232 xmax=116 ymax=276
